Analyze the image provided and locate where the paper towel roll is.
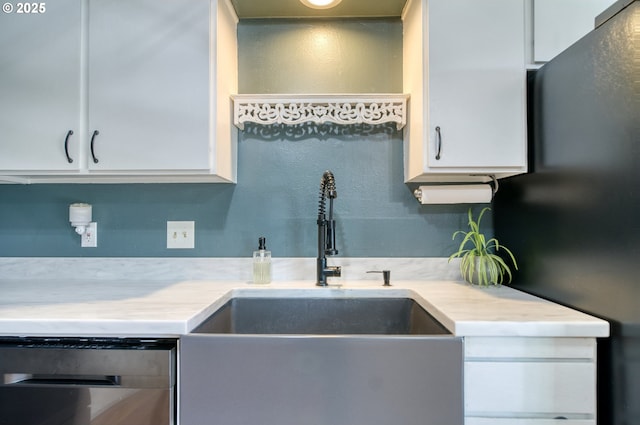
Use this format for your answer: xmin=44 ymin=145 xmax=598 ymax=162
xmin=415 ymin=184 xmax=493 ymax=204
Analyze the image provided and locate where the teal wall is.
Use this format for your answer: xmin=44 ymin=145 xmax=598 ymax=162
xmin=238 ymin=19 xmax=402 ymax=94
xmin=0 ymin=19 xmax=489 ymax=258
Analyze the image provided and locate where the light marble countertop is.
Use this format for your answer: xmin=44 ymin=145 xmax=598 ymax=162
xmin=0 ymin=258 xmax=610 ymax=338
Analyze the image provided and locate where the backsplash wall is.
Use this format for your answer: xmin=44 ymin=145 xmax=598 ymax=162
xmin=0 ymin=133 xmax=483 ymax=257
xmin=0 ymin=18 xmax=490 ymax=258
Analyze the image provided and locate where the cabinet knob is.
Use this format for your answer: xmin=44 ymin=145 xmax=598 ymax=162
xmin=90 ymin=130 xmax=100 ymax=164
xmin=64 ymin=130 xmax=74 ymax=164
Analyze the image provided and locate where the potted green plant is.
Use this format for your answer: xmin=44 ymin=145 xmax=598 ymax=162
xmin=448 ymin=207 xmax=518 ymax=286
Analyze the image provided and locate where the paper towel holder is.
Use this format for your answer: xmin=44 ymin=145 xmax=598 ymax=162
xmin=488 ymin=174 xmax=499 ymax=197
xmin=413 ymin=175 xmax=499 ymax=204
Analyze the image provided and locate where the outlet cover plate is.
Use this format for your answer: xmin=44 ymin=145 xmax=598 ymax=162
xmin=167 ymin=221 xmax=195 ymax=249
xmin=81 ymin=222 xmax=98 ymax=248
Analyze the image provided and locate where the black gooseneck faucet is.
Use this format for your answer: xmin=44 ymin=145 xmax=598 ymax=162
xmin=317 ymin=170 xmax=341 ymax=286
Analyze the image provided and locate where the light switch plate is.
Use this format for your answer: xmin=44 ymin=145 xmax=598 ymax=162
xmin=167 ymin=221 xmax=195 ymax=249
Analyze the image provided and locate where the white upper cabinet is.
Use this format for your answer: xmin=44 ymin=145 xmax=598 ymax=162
xmin=0 ymin=0 xmax=81 ymax=172
xmin=403 ymin=0 xmax=527 ymax=183
xmin=532 ymin=0 xmax=617 ymax=63
xmin=0 ymin=0 xmax=237 ymax=183
xmin=87 ymin=0 xmax=211 ymax=173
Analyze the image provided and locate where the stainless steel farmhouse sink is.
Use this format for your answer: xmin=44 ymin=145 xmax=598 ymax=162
xmin=180 ymin=294 xmax=463 ymax=425
xmin=191 ymin=297 xmax=450 ymax=335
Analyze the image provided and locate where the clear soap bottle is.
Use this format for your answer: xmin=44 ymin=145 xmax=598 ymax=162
xmin=253 ymin=236 xmax=271 ymax=284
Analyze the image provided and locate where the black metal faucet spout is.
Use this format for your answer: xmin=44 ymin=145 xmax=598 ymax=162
xmin=317 ymin=170 xmax=341 ymax=286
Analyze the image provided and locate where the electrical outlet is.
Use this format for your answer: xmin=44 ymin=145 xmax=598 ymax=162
xmin=167 ymin=221 xmax=195 ymax=249
xmin=81 ymin=222 xmax=97 ymax=248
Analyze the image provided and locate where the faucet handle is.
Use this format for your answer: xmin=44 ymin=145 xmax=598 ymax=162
xmin=366 ymin=270 xmax=391 ymax=286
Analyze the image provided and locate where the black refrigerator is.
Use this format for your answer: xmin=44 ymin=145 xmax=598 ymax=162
xmin=494 ymin=1 xmax=639 ymax=423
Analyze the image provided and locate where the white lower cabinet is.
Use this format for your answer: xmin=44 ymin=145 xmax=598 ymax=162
xmin=464 ymin=337 xmax=597 ymax=425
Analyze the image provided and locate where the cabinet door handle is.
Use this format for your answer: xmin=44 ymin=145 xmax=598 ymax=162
xmin=90 ymin=130 xmax=100 ymax=164
xmin=435 ymin=126 xmax=442 ymax=160
xmin=64 ymin=130 xmax=74 ymax=163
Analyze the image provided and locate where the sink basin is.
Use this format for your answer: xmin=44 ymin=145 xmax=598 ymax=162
xmin=192 ymin=297 xmax=450 ymax=335
xmin=181 ymin=295 xmax=463 ymax=425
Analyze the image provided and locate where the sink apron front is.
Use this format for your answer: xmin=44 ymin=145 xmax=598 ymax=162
xmin=180 ymin=334 xmax=463 ymax=425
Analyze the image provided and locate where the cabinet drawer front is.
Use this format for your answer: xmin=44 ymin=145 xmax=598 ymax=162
xmin=465 ymin=337 xmax=596 ymax=360
xmin=466 ymin=419 xmax=594 ymax=425
xmin=465 ymin=361 xmax=595 ymax=415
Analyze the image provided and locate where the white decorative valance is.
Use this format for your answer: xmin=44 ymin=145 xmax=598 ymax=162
xmin=232 ymin=94 xmax=409 ymax=130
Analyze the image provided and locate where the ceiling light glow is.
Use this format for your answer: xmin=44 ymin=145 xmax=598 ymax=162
xmin=300 ymin=0 xmax=343 ymax=10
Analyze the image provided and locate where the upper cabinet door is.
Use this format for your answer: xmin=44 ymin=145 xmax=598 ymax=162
xmin=403 ymin=0 xmax=527 ymax=182
xmin=428 ymin=0 xmax=526 ymax=169
xmin=0 ymin=0 xmax=81 ymax=172
xmin=87 ymin=0 xmax=211 ymax=172
xmin=533 ymin=0 xmax=617 ymax=63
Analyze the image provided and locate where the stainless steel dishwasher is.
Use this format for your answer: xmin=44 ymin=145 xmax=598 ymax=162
xmin=0 ymin=337 xmax=176 ymax=425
